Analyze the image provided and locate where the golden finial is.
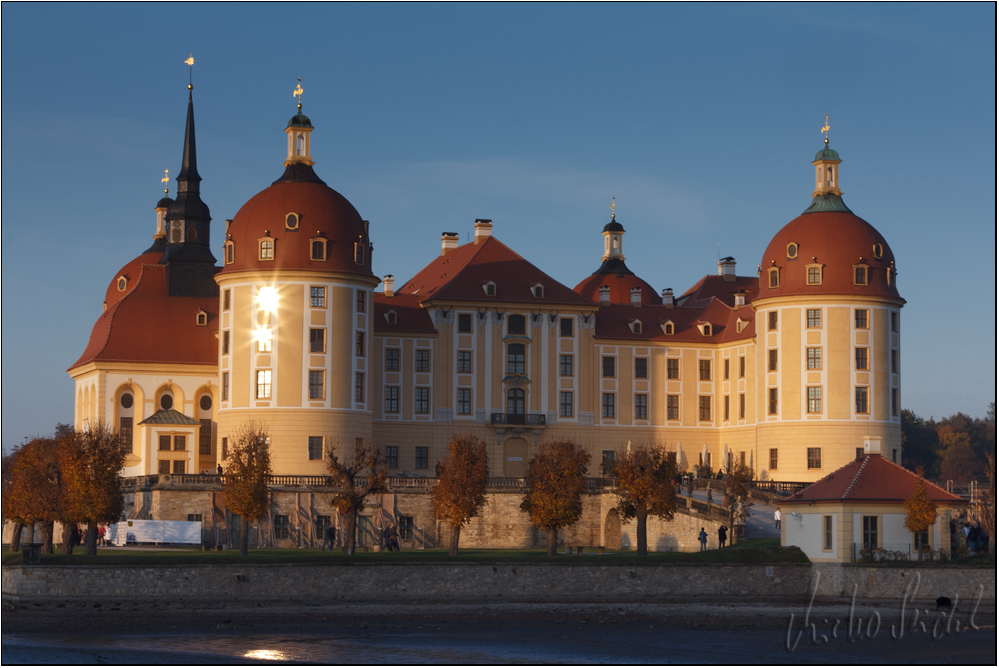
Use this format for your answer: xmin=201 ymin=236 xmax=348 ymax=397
xmin=184 ymin=53 xmax=194 ymax=89
xmin=821 ymin=114 xmax=830 ymax=145
xmin=610 ymin=196 xmax=616 ymax=219
xmin=161 ymin=169 xmax=170 ymax=196
xmin=293 ymin=76 xmax=304 ymax=111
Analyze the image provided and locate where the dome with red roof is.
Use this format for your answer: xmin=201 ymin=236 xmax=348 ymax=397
xmin=104 ymin=251 xmax=162 ymax=309
xmin=759 ymin=146 xmax=902 ymax=301
xmin=574 ymin=272 xmax=662 ymax=306
xmin=220 ymin=162 xmax=374 ymax=278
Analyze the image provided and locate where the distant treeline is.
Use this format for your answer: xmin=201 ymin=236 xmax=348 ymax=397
xmin=901 ymin=402 xmax=996 ymax=484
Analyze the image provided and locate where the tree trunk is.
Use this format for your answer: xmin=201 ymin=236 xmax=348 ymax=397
xmin=10 ymin=523 xmax=24 ymax=552
xmin=41 ymin=522 xmax=54 ymax=553
xmin=636 ymin=508 xmax=648 ymax=556
xmin=25 ymin=523 xmax=36 ymax=544
xmin=84 ymin=522 xmax=98 ymax=555
xmin=449 ymin=525 xmax=461 ymax=556
xmin=341 ymin=511 xmax=358 ymax=556
xmin=61 ymin=523 xmax=74 ymax=555
xmin=546 ymin=528 xmax=558 ymax=557
xmin=240 ymin=518 xmax=250 ymax=557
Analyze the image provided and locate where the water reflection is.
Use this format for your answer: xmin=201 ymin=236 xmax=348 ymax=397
xmin=244 ymin=649 xmax=287 ymax=661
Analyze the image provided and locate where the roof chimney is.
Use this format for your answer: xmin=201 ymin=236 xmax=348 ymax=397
xmin=598 ymin=285 xmax=610 ymax=305
xmin=734 ymin=289 xmax=746 ymax=307
xmin=441 ymin=232 xmax=460 ymax=256
xmin=718 ymin=256 xmax=737 ymax=282
xmin=662 ymin=288 xmax=674 ymax=309
xmin=474 ymin=219 xmax=493 ymax=244
xmin=383 ymin=275 xmax=395 ymax=298
xmin=630 ymin=287 xmax=642 ymax=308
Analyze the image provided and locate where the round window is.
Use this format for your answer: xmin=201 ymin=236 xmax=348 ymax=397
xmin=200 ymin=395 xmax=213 ymax=411
xmin=160 ymin=394 xmax=174 ymax=410
xmin=787 ymin=243 xmax=798 ymax=259
xmin=117 ymin=277 xmax=127 ymax=291
xmin=286 ymin=213 xmax=299 ymax=229
xmin=120 ymin=393 xmax=133 ymax=409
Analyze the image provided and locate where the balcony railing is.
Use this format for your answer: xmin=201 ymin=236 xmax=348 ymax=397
xmin=490 ymin=413 xmax=546 ymax=426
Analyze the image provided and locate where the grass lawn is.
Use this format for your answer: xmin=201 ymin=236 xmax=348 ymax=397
xmin=1 ymin=538 xmax=808 ymax=566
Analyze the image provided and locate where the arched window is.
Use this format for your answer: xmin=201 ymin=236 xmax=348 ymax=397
xmin=225 ymin=242 xmax=235 ymax=264
xmin=507 ymin=343 xmax=525 ymax=374
xmin=354 ymin=243 xmax=365 ymax=265
xmin=508 ymin=314 xmax=526 ymax=335
xmin=507 ymin=388 xmax=525 ymax=416
xmin=826 ymin=166 xmax=834 ymax=187
xmin=296 ymin=133 xmax=305 ymax=156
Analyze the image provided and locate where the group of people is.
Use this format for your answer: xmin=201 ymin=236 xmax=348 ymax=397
xmin=697 ymin=525 xmax=728 ymax=550
xmin=960 ymin=522 xmax=989 ymax=554
xmin=319 ymin=523 xmax=402 ymax=552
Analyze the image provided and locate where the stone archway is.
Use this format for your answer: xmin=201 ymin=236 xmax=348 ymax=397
xmin=503 ymin=437 xmax=529 ymax=477
xmin=604 ymin=508 xmax=622 ymax=550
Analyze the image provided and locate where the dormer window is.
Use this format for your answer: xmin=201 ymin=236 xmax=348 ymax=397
xmin=698 ymin=322 xmax=712 ymax=336
xmin=286 ymin=212 xmax=300 ymax=230
xmin=768 ymin=267 xmax=780 ymax=289
xmin=661 ymin=321 xmax=674 ymax=336
xmin=786 ymin=243 xmax=799 ymax=259
xmin=806 ymin=263 xmax=824 ymax=285
xmin=886 ymin=266 xmax=895 ymax=288
xmin=259 ymin=238 xmax=275 ymax=261
xmin=196 ymin=310 xmax=208 ymax=327
xmin=310 ymin=237 xmax=327 ymax=261
xmin=532 ymin=284 xmax=544 ymax=299
xmin=117 ymin=276 xmax=127 ymax=292
xmin=736 ymin=318 xmax=748 ymax=333
xmin=853 ymin=263 xmax=869 ymax=286
xmin=385 ymin=310 xmax=397 ymax=325
xmin=225 ymin=241 xmax=235 ymax=265
xmin=354 ymin=242 xmax=365 ymax=265
xmin=630 ymin=320 xmax=643 ymax=334
xmin=483 ymin=282 xmax=496 ymax=296
xmin=872 ymin=243 xmax=883 ymax=260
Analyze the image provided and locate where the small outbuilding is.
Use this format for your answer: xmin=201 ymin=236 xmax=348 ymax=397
xmin=780 ymin=454 xmax=964 ymax=562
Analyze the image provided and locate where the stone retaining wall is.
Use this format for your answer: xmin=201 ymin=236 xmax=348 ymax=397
xmin=3 ymin=562 xmax=810 ymax=611
xmin=4 ymin=562 xmax=994 ymax=612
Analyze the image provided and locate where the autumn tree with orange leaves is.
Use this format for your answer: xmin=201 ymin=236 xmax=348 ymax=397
xmin=59 ymin=422 xmax=127 ymax=555
xmin=431 ymin=434 xmax=489 ymax=556
xmin=521 ymin=440 xmax=591 ymax=556
xmin=326 ymin=437 xmax=387 ymax=555
xmin=222 ymin=422 xmax=273 ymax=557
xmin=4 ymin=438 xmax=63 ymax=553
xmin=613 ymin=443 xmax=679 ymax=556
xmin=903 ymin=468 xmax=938 ymax=560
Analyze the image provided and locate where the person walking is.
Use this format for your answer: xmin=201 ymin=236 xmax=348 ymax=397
xmin=698 ymin=527 xmax=708 ymax=552
xmin=774 ymin=507 xmax=782 ymax=530
xmin=718 ymin=525 xmax=728 ymax=549
xmin=321 ymin=524 xmax=336 ymax=552
xmin=387 ymin=524 xmax=400 ymax=552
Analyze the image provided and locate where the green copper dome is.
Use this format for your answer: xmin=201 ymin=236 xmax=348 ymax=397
xmin=814 ymin=146 xmax=841 ymax=162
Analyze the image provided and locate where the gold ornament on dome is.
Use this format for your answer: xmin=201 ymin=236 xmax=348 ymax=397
xmin=161 ymin=169 xmax=170 ymax=195
xmin=821 ymin=114 xmax=830 ymax=144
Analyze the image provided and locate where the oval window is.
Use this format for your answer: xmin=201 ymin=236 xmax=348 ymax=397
xmin=121 ymin=393 xmax=133 ymax=409
xmin=286 ymin=213 xmax=299 ymax=229
xmin=117 ymin=277 xmax=127 ymax=291
xmin=160 ymin=394 xmax=174 ymax=410
xmin=188 ymin=228 xmax=198 ymax=242
xmin=787 ymin=243 xmax=798 ymax=259
xmin=200 ymin=395 xmax=213 ymax=411
xmin=873 ymin=243 xmax=883 ymax=260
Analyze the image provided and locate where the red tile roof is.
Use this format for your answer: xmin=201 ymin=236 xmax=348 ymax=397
xmin=104 ymin=251 xmax=163 ymax=308
xmin=781 ymin=454 xmax=964 ymax=505
xmin=678 ymin=275 xmax=760 ymax=309
xmin=593 ymin=298 xmax=756 ymax=343
xmin=398 ymin=236 xmax=594 ymax=306
xmin=574 ymin=272 xmax=663 ymax=306
xmin=70 ymin=263 xmax=218 ymax=370
xmin=373 ymin=292 xmax=436 ymax=334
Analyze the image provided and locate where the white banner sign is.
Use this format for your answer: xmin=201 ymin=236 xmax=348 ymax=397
xmin=112 ymin=520 xmax=202 ymax=545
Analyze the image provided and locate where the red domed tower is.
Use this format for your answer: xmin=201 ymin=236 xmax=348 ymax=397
xmin=753 ymin=136 xmax=905 ymax=481
xmin=215 ymin=94 xmax=379 ymax=473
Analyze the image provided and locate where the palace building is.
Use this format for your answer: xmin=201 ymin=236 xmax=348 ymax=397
xmin=69 ymin=87 xmax=905 ymax=487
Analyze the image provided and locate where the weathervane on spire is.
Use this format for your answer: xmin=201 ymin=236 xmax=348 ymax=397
xmin=821 ymin=114 xmax=830 ymax=145
xmin=161 ymin=169 xmax=170 ymax=196
xmin=294 ymin=77 xmax=304 ymax=111
xmin=184 ymin=53 xmax=195 ymax=89
xmin=610 ymin=197 xmax=616 ymax=219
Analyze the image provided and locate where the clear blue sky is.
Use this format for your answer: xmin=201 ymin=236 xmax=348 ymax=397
xmin=1 ymin=3 xmax=995 ymax=448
